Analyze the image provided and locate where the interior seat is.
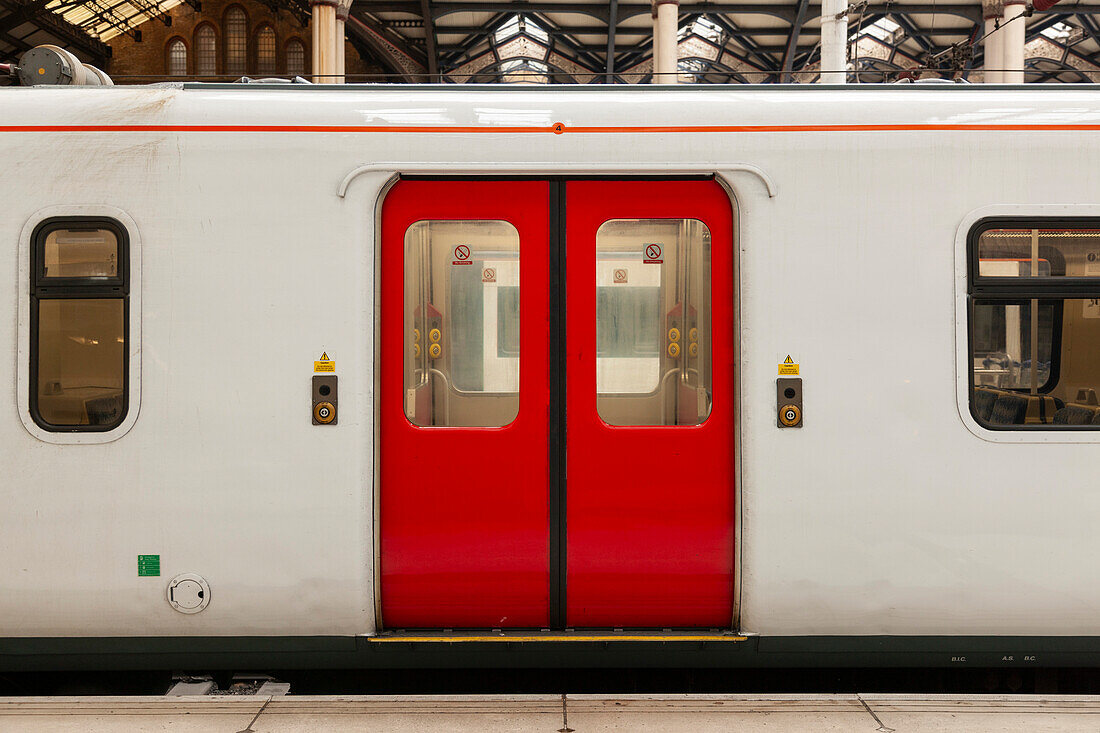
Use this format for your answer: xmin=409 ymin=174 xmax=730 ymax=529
xmin=973 ymin=387 xmax=1000 ymax=423
xmin=1054 ymin=404 xmax=1095 ymax=425
xmin=989 ymin=393 xmax=1028 ymax=425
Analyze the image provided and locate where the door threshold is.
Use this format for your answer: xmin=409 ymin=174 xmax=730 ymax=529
xmin=369 ymin=630 xmax=748 ymax=643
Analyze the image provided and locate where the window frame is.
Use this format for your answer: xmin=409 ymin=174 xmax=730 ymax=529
xmin=966 ymin=216 xmax=1100 ymax=432
xmin=401 ymin=218 xmax=523 ymax=428
xmin=29 ymin=217 xmax=130 ymax=433
xmin=18 ymin=206 xmax=142 ymax=444
xmin=255 ymin=24 xmax=276 ymax=76
xmin=194 ymin=23 xmax=217 ymax=77
xmin=166 ymin=36 xmax=188 ymax=76
xmin=285 ymin=38 xmax=306 ymax=77
xmin=594 ymin=216 xmax=715 ymax=425
xmin=223 ymin=5 xmax=249 ymax=77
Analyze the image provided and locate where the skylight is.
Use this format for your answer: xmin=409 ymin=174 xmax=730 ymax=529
xmin=498 ymin=57 xmax=550 ymax=84
xmin=856 ymin=17 xmax=902 ymax=44
xmin=679 ymin=16 xmax=725 ymax=44
xmin=494 ymin=15 xmax=550 ymax=45
xmin=1040 ymin=21 xmax=1082 ymax=43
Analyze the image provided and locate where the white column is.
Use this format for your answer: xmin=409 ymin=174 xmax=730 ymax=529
xmin=335 ymin=15 xmax=346 ymax=84
xmin=335 ymin=0 xmax=353 ymax=84
xmin=820 ymin=0 xmax=848 ymax=84
xmin=656 ymin=0 xmax=678 ymax=82
xmin=1002 ymin=0 xmax=1026 ymax=83
xmin=311 ymin=0 xmax=337 ymax=83
xmin=983 ymin=0 xmax=1004 ymax=83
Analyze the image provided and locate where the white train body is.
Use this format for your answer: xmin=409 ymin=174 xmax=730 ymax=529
xmin=2 ymin=83 xmax=1100 ymax=668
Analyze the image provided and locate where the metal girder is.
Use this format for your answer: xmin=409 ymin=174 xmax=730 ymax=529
xmin=123 ymin=0 xmax=172 ymax=27
xmin=354 ymin=2 xmax=988 ymax=22
xmin=396 ymin=23 xmax=826 ymax=38
xmin=420 ymin=0 xmax=439 ymax=77
xmin=705 ymin=12 xmax=780 ymax=71
xmin=77 ymin=0 xmax=142 ymax=41
xmin=530 ymin=11 xmax=603 ymax=70
xmin=605 ymin=0 xmax=616 ymax=81
xmin=0 ymin=0 xmax=51 ymax=34
xmin=0 ymin=25 xmax=30 ymax=54
xmin=347 ymin=13 xmax=427 ymax=78
xmin=781 ymin=0 xmax=809 ymax=81
xmin=891 ymin=13 xmax=933 ymax=52
xmin=349 ymin=10 xmax=426 ymax=74
xmin=794 ymin=12 xmax=885 ymax=72
xmin=437 ymin=11 xmax=501 ymax=65
xmin=0 ymin=0 xmax=110 ymax=61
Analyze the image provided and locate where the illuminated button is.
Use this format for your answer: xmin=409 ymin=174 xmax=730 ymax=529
xmin=668 ymin=327 xmax=681 ymax=342
xmin=413 ymin=328 xmax=421 ymax=343
xmin=668 ymin=342 xmax=680 ymax=358
xmin=429 ymin=343 xmax=442 ymax=358
xmin=779 ymin=404 xmax=801 ymax=427
xmin=414 ymin=343 xmax=421 ymax=357
xmin=429 ymin=328 xmax=441 ymax=343
xmin=689 ymin=327 xmax=699 ymax=342
xmin=688 ymin=343 xmax=699 ymax=357
xmin=314 ymin=401 xmax=336 ymax=424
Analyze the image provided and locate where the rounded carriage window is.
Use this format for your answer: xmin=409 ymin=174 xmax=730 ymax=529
xmin=31 ymin=221 xmax=129 ymax=432
xmin=41 ymin=227 xmax=119 ymax=279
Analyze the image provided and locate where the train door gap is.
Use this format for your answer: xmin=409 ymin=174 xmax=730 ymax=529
xmin=548 ymin=179 xmax=568 ymax=630
xmin=379 ymin=178 xmax=734 ymax=632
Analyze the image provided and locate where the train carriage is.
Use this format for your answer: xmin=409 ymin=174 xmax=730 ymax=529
xmin=3 ymin=80 xmax=1100 ymax=669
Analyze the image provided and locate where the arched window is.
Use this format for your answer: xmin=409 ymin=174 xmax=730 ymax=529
xmin=167 ymin=38 xmax=187 ymax=76
xmin=256 ymin=26 xmax=276 ymax=75
xmin=225 ymin=6 xmax=247 ymax=76
xmin=195 ymin=25 xmax=216 ymax=76
xmin=286 ymin=39 xmax=305 ymax=77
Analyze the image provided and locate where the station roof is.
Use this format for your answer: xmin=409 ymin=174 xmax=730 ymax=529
xmin=3 ymin=0 xmax=1100 ymax=83
xmin=345 ymin=0 xmax=1100 ymax=83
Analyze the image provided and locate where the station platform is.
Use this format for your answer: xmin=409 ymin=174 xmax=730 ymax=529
xmin=4 ymin=693 xmax=1100 ymax=732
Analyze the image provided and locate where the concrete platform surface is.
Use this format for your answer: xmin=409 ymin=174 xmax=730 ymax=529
xmin=2 ymin=693 xmax=1100 ymax=732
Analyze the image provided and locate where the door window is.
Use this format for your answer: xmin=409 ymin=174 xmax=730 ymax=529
xmin=403 ymin=220 xmax=521 ymax=427
xmin=595 ymin=218 xmax=712 ymax=426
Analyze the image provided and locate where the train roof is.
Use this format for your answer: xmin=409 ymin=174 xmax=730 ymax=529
xmin=4 ymin=82 xmax=1100 ymax=131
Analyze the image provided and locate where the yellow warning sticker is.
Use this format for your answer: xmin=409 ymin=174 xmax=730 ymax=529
xmin=315 ymin=351 xmax=336 ymax=373
xmin=778 ymin=355 xmax=799 ymax=376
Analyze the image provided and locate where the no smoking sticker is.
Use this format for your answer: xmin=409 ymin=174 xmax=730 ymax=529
xmin=482 ymin=267 xmax=497 ymax=283
xmin=643 ymin=243 xmax=663 ymax=264
xmin=613 ymin=269 xmax=628 ymax=283
xmin=452 ymin=245 xmax=473 ymax=265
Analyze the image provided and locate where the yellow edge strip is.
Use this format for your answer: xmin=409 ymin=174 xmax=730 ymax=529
xmin=369 ymin=635 xmax=748 ymax=643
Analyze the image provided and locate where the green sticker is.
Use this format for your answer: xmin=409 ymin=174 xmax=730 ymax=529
xmin=138 ymin=555 xmax=160 ymax=577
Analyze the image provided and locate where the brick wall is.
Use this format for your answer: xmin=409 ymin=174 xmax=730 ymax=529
xmin=106 ymin=0 xmax=381 ymax=83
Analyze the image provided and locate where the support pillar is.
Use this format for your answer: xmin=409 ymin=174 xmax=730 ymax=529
xmin=983 ymin=0 xmax=1005 ymax=83
xmin=820 ymin=0 xmax=848 ymax=83
xmin=311 ymin=0 xmax=337 ymax=83
xmin=655 ymin=0 xmax=678 ymax=83
xmin=335 ymin=0 xmax=352 ymax=83
xmin=1002 ymin=0 xmax=1026 ymax=83
xmin=335 ymin=15 xmax=346 ymax=83
xmin=651 ymin=2 xmax=662 ymax=82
